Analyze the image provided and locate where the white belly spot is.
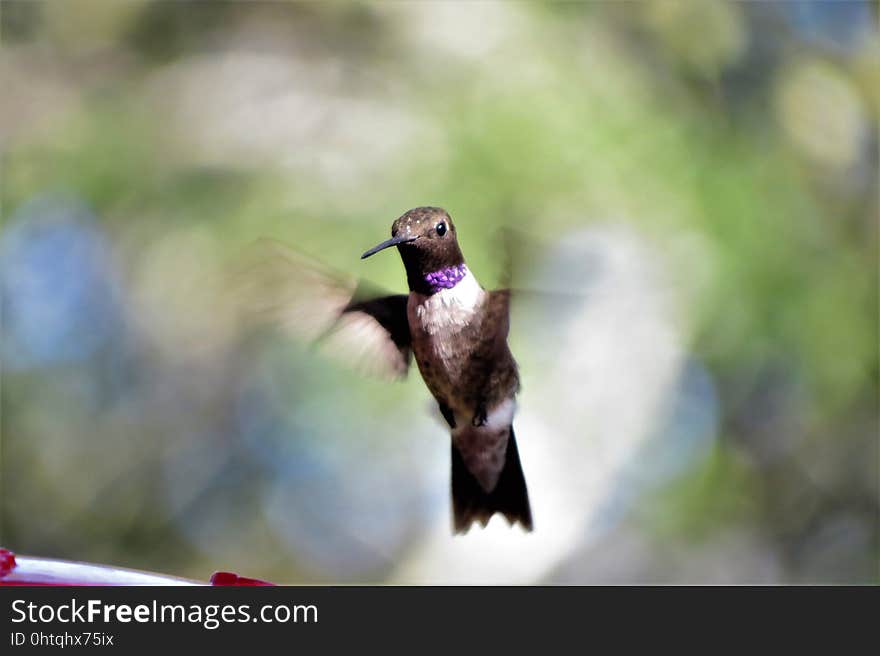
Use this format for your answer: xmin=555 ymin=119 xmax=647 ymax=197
xmin=411 ymin=271 xmax=484 ymax=336
xmin=451 ymin=396 xmax=517 ymax=492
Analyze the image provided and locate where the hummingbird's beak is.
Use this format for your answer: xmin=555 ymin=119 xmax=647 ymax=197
xmin=360 ymin=235 xmax=418 ymax=259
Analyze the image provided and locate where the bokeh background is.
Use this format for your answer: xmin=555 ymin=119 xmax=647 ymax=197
xmin=1 ymin=1 xmax=877 ymax=584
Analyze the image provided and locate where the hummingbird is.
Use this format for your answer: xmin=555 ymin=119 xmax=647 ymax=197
xmin=357 ymin=207 xmax=532 ymax=533
xmin=239 ymin=207 xmax=532 ymax=533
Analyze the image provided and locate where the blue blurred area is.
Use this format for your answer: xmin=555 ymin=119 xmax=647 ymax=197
xmin=1 ymin=195 xmax=121 ymax=370
xmin=230 ymin=345 xmax=428 ymax=576
xmin=779 ymin=0 xmax=875 ymax=50
xmin=592 ymin=358 xmax=720 ymax=534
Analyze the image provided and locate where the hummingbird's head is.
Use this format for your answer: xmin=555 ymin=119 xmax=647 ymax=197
xmin=361 ymin=207 xmax=466 ymax=294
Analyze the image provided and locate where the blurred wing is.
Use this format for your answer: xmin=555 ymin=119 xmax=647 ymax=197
xmin=490 ymin=227 xmax=593 ymax=354
xmin=485 ymin=289 xmax=512 ymax=343
xmin=324 ymin=289 xmax=412 ymax=379
xmin=233 ymin=239 xmax=412 ymax=380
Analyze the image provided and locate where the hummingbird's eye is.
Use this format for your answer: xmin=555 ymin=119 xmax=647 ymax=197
xmin=435 ymin=222 xmax=447 ymax=237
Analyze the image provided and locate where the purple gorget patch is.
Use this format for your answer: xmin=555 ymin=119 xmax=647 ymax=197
xmin=423 ymin=263 xmax=468 ymax=294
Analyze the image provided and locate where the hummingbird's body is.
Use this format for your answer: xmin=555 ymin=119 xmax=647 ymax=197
xmin=408 ymin=274 xmax=518 ymax=491
xmin=359 ymin=207 xmax=532 ymax=532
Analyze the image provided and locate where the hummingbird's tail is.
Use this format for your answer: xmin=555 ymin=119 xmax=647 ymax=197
xmin=451 ymin=426 xmax=533 ymax=533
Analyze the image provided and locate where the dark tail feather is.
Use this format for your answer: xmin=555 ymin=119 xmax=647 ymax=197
xmin=451 ymin=426 xmax=533 ymax=534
